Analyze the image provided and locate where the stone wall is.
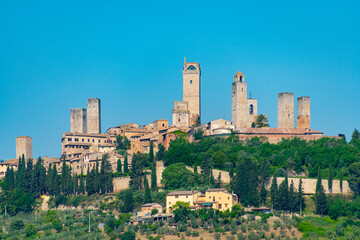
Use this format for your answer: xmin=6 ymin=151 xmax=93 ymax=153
xmin=278 ymin=92 xmax=294 ymax=128
xmin=297 ymin=96 xmax=310 ymax=129
xmin=113 ymin=177 xmax=130 ymax=193
xmin=267 ymin=177 xmax=351 ymax=194
xmin=70 ymin=108 xmax=87 ymax=133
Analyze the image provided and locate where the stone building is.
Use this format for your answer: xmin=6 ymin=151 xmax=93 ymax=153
xmin=16 ymin=136 xmax=32 ymax=160
xmin=87 ymin=98 xmax=101 ymax=134
xmin=231 ymin=72 xmax=258 ymax=128
xmin=172 ymin=101 xmax=190 ymax=127
xmin=297 ymin=96 xmax=311 ymax=129
xmin=70 ymin=108 xmax=87 ymax=133
xmin=183 ymin=58 xmax=201 ymax=126
xmin=277 ymin=92 xmax=294 ymax=128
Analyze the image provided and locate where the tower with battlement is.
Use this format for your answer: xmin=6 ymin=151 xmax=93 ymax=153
xmin=87 ymin=98 xmax=101 ymax=134
xmin=231 ymin=71 xmax=258 ymax=128
xmin=70 ymin=108 xmax=87 ymax=133
xmin=183 ymin=58 xmax=200 ymax=127
xmin=297 ymin=96 xmax=310 ymax=129
xmin=16 ymin=136 xmax=32 ymax=160
xmin=278 ymin=92 xmax=294 ymax=128
xmin=172 ymin=101 xmax=190 ymax=127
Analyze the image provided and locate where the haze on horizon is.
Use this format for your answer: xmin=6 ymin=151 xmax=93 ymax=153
xmin=0 ymin=1 xmax=359 ymax=160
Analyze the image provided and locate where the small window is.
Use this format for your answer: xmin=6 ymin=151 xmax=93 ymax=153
xmin=240 ymin=76 xmax=243 ymax=82
xmin=75 ymin=138 xmax=79 ymax=142
xmin=82 ymin=138 xmax=84 ymax=142
xmin=175 ymin=195 xmax=178 ymax=198
xmin=187 ymin=65 xmax=196 ymax=70
xmin=186 ymin=195 xmax=188 ymax=198
xmin=190 ymin=80 xmax=193 ymax=84
xmin=68 ymin=138 xmax=72 ymax=141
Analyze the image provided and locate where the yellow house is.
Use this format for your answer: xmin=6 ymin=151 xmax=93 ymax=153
xmin=165 ymin=190 xmax=201 ymax=213
xmin=141 ymin=203 xmax=163 ymax=217
xmin=204 ymin=188 xmax=238 ymax=211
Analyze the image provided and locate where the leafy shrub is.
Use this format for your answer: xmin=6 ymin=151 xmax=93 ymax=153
xmin=25 ymin=224 xmax=37 ymax=237
xmin=10 ymin=220 xmax=25 ymax=231
xmin=335 ymin=223 xmax=344 ymax=236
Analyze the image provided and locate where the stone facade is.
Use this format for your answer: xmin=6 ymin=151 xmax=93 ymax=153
xmin=277 ymin=92 xmax=294 ymax=128
xmin=231 ymin=72 xmax=258 ymax=128
xmin=87 ymin=98 xmax=101 ymax=134
xmin=172 ymin=101 xmax=190 ymax=127
xmin=297 ymin=96 xmax=311 ymax=129
xmin=70 ymin=108 xmax=87 ymax=133
xmin=16 ymin=136 xmax=32 ymax=160
xmin=183 ymin=58 xmax=200 ymax=126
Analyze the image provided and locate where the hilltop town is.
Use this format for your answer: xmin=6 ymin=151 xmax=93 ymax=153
xmin=1 ymin=58 xmax=359 ymax=240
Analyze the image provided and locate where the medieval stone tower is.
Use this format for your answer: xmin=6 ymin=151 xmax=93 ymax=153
xmin=297 ymin=96 xmax=311 ymax=129
xmin=70 ymin=108 xmax=87 ymax=133
xmin=277 ymin=92 xmax=294 ymax=128
xmin=232 ymin=72 xmax=258 ymax=128
xmin=183 ymin=58 xmax=200 ymax=126
xmin=87 ymin=98 xmax=101 ymax=134
xmin=172 ymin=101 xmax=190 ymax=127
xmin=16 ymin=136 xmax=32 ymax=160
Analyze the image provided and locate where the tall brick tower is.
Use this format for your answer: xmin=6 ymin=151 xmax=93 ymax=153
xmin=16 ymin=136 xmax=32 ymax=160
xmin=277 ymin=92 xmax=294 ymax=128
xmin=297 ymin=96 xmax=310 ymax=129
xmin=70 ymin=108 xmax=87 ymax=133
xmin=87 ymin=98 xmax=101 ymax=134
xmin=183 ymin=58 xmax=201 ymax=127
xmin=232 ymin=71 xmax=249 ymax=128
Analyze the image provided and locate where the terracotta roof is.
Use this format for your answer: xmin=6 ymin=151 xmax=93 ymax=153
xmin=0 ymin=159 xmax=18 ymax=165
xmin=142 ymin=203 xmax=162 ymax=207
xmin=64 ymin=143 xmax=92 ymax=146
xmin=236 ymin=128 xmax=323 ymax=135
xmin=63 ymin=132 xmax=111 ymax=138
xmin=206 ymin=188 xmax=227 ymax=192
xmin=166 ymin=191 xmax=200 ymax=196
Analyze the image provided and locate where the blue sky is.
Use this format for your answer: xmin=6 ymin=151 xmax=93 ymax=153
xmin=0 ymin=1 xmax=359 ymax=160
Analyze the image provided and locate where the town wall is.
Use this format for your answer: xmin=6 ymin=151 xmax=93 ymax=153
xmin=297 ymin=96 xmax=311 ymax=129
xmin=278 ymin=92 xmax=294 ymax=128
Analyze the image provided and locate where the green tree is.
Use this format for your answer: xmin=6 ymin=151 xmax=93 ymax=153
xmin=316 ymin=184 xmax=328 ymax=215
xmin=143 ymin=175 xmax=152 ymax=204
xmin=350 ymin=129 xmax=360 ymax=143
xmin=340 ymin=172 xmax=343 ymax=193
xmin=288 ymin=180 xmax=296 ymax=212
xmin=79 ymin=169 xmax=85 ymax=194
xmin=122 ymin=190 xmax=134 ymax=213
xmin=25 ymin=224 xmax=37 ymax=237
xmin=116 ymin=135 xmax=131 ymax=151
xmin=328 ymin=163 xmax=333 ymax=193
xmin=348 ymin=162 xmax=360 ymax=195
xmin=100 ymin=154 xmax=113 ymax=194
xmin=296 ymin=178 xmax=305 ymax=212
xmin=117 ymin=159 xmax=122 ymax=174
xmin=130 ymin=152 xmax=147 ymax=190
xmin=24 ymin=158 xmax=33 ymax=193
xmin=164 ymin=137 xmax=192 ymax=166
xmin=254 ymin=114 xmax=269 ymax=128
xmin=260 ymin=183 xmax=267 ymax=206
xmin=161 ymin=163 xmax=194 ymax=189
xmin=278 ymin=173 xmax=289 ymax=210
xmin=156 ymin=143 xmax=166 ymax=161
xmin=316 ymin=166 xmax=322 ymax=193
xmin=52 ymin=166 xmax=60 ymax=196
xmin=124 ymin=155 xmax=129 ymax=174
xmin=86 ymin=168 xmax=95 ymax=195
xmin=270 ymin=177 xmax=278 ymax=209
xmin=194 ymin=128 xmax=204 ymax=140
xmin=201 ymin=156 xmax=212 ymax=184
xmin=151 ymin=158 xmax=157 ymax=190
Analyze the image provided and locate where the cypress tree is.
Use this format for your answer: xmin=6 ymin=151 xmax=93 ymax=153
xmin=288 ymin=180 xmax=295 ymax=212
xmin=340 ymin=172 xmax=343 ymax=193
xmin=79 ymin=169 xmax=85 ymax=194
xmin=52 ymin=166 xmax=60 ymax=196
xmin=24 ymin=158 xmax=33 ymax=193
xmin=151 ymin=158 xmax=157 ymax=190
xmin=47 ymin=164 xmax=53 ymax=195
xmin=194 ymin=165 xmax=200 ymax=184
xmin=316 ymin=184 xmax=328 ymax=215
xmin=117 ymin=159 xmax=122 ymax=174
xmin=123 ymin=190 xmax=134 ymax=213
xmin=95 ymin=158 xmax=100 ymax=193
xmin=124 ymin=155 xmax=129 ymax=174
xmin=74 ymin=174 xmax=78 ymax=194
xmin=328 ymin=163 xmax=333 ymax=193
xmin=297 ymin=178 xmax=305 ymax=212
xmin=260 ymin=183 xmax=267 ymax=206
xmin=229 ymin=163 xmax=234 ymax=179
xmin=3 ymin=166 xmax=11 ymax=190
xmin=144 ymin=175 xmax=152 ymax=204
xmin=100 ymin=154 xmax=113 ymax=194
xmin=149 ymin=142 xmax=154 ymax=163
xmin=156 ymin=143 xmax=165 ymax=161
xmin=270 ymin=176 xmax=278 ymax=210
xmin=39 ymin=164 xmax=46 ymax=194
xmin=278 ymin=173 xmax=289 ymax=210
xmin=215 ymin=172 xmax=222 ymax=188
xmin=9 ymin=167 xmax=15 ymax=190
xmin=316 ymin=166 xmax=322 ymax=193
xmin=61 ymin=156 xmax=68 ymax=194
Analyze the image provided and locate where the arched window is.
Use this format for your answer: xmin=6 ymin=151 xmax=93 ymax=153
xmin=249 ymin=104 xmax=254 ymax=115
xmin=240 ymin=76 xmax=243 ymax=82
xmin=190 ymin=80 xmax=193 ymax=84
xmin=187 ymin=65 xmax=196 ymax=70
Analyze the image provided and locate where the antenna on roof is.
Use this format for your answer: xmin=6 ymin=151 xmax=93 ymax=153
xmin=184 ymin=57 xmax=186 ymax=64
xmin=249 ymin=92 xmax=252 ymax=99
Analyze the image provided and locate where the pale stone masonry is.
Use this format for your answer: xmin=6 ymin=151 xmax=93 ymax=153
xmin=297 ymin=96 xmax=311 ymax=129
xmin=183 ymin=58 xmax=200 ymax=126
xmin=231 ymin=71 xmax=258 ymax=128
xmin=16 ymin=136 xmax=32 ymax=160
xmin=172 ymin=101 xmax=190 ymax=127
xmin=277 ymin=92 xmax=294 ymax=128
xmin=70 ymin=108 xmax=87 ymax=133
xmin=87 ymin=98 xmax=101 ymax=134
